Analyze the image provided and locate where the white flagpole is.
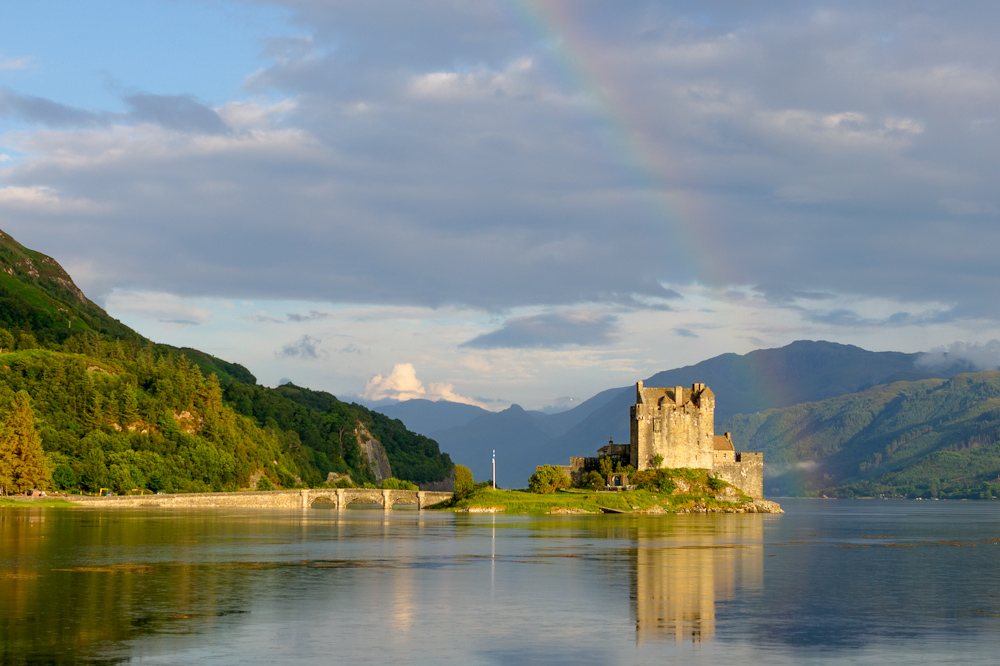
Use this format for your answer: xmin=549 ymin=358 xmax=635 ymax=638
xmin=492 ymin=449 xmax=496 ymax=490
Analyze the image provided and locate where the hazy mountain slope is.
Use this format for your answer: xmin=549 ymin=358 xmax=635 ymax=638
xmin=430 ymin=404 xmax=552 ymax=486
xmin=722 ymin=372 xmax=1000 ymax=498
xmin=378 ymin=399 xmax=489 ymax=436
xmin=539 ymin=386 xmax=625 ymax=436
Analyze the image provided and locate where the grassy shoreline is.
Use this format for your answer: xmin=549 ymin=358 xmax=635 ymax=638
xmin=0 ymin=497 xmax=77 ymax=507
xmin=438 ymin=487 xmax=781 ymax=514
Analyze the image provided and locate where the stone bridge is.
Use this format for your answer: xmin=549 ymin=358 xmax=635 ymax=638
xmin=71 ymin=488 xmax=453 ymax=510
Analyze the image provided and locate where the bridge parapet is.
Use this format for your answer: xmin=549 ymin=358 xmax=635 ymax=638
xmin=71 ymin=488 xmax=453 ymax=510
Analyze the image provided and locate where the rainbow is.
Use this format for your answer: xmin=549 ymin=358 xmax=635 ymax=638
xmin=506 ymin=2 xmax=793 ymax=430
xmin=505 ymin=0 xmax=726 ymax=283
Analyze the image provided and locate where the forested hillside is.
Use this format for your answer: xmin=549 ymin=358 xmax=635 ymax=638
xmin=724 ymin=373 xmax=1000 ymax=499
xmin=0 ymin=230 xmax=452 ymax=494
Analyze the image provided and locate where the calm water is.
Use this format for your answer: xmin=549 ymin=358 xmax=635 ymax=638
xmin=2 ymin=499 xmax=999 ymax=665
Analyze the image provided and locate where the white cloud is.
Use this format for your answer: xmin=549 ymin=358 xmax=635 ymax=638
xmin=917 ymin=340 xmax=1000 ymax=372
xmin=363 ymin=363 xmax=485 ymax=407
xmin=0 ymin=56 xmax=31 ymax=71
xmin=408 ymin=58 xmax=535 ymax=99
xmin=0 ymin=186 xmax=109 ymax=214
xmin=217 ymin=99 xmax=298 ymax=130
xmin=104 ymin=290 xmax=211 ymax=326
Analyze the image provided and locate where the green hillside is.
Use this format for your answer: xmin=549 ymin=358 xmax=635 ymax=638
xmin=0 ymin=230 xmax=452 ymax=494
xmin=723 ymin=372 xmax=1000 ymax=499
xmin=0 ymin=230 xmax=137 ymax=344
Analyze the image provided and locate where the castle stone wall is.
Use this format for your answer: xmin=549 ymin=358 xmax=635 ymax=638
xmin=712 ymin=453 xmax=763 ymax=500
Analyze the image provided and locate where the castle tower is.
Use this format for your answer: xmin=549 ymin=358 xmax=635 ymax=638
xmin=630 ymin=382 xmax=716 ymax=470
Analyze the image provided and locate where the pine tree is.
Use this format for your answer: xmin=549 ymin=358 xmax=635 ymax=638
xmin=0 ymin=391 xmax=50 ymax=494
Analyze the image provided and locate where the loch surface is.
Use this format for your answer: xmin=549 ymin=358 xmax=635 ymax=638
xmin=2 ymin=499 xmax=999 ymax=665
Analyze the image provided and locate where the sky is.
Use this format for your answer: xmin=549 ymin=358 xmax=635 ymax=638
xmin=3 ymin=1 xmax=1000 ymax=411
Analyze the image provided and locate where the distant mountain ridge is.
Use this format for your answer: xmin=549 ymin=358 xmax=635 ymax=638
xmin=723 ymin=371 xmax=1000 ymax=499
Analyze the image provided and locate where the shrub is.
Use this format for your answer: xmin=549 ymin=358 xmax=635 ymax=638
xmin=379 ymin=477 xmax=418 ymax=491
xmin=651 ymin=454 xmax=664 ymax=468
xmin=582 ymin=470 xmax=604 ymax=491
xmin=706 ymin=476 xmax=725 ymax=492
xmin=256 ymin=476 xmax=274 ymax=491
xmin=528 ymin=465 xmax=570 ymax=494
xmin=333 ymin=477 xmax=355 ymax=488
xmin=632 ymin=469 xmax=677 ymax=494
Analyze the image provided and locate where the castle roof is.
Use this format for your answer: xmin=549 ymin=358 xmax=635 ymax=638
xmin=713 ymin=435 xmax=734 ymax=451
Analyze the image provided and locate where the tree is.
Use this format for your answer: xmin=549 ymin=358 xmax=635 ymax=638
xmin=528 ymin=465 xmax=570 ymax=494
xmin=454 ymin=464 xmax=475 ymax=495
xmin=598 ymin=457 xmax=615 ymax=478
xmin=0 ymin=391 xmax=50 ymax=495
xmin=379 ymin=477 xmax=418 ymax=490
xmin=52 ymin=464 xmax=77 ymax=490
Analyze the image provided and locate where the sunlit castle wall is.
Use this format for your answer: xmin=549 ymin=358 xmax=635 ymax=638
xmin=630 ymin=382 xmax=715 ymax=470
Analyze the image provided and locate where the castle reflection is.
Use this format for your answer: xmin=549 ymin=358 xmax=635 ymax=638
xmin=632 ymin=515 xmax=764 ymax=644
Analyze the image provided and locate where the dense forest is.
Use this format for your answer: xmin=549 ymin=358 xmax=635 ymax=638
xmin=0 ymin=230 xmax=452 ymax=495
xmin=724 ymin=373 xmax=1000 ymax=499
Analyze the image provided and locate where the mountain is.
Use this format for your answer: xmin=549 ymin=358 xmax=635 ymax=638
xmin=723 ymin=372 xmax=1000 ymax=499
xmin=408 ymin=340 xmax=972 ymax=488
xmin=539 ymin=341 xmax=969 ymax=476
xmin=0 ymin=229 xmax=452 ymax=494
xmin=430 ymin=404 xmax=555 ymax=486
xmin=378 ymin=399 xmax=490 ymax=436
xmin=0 ymin=230 xmax=138 ymax=344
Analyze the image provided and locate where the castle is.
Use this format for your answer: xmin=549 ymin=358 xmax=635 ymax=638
xmin=557 ymin=381 xmax=764 ymax=499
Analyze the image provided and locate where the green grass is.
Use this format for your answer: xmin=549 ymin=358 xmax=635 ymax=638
xmin=440 ymin=486 xmax=749 ymax=515
xmin=0 ymin=497 xmax=76 ymax=507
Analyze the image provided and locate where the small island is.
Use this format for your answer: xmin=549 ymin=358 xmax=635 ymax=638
xmin=441 ymin=381 xmax=782 ymax=514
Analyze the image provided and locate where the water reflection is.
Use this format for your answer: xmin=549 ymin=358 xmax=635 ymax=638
xmin=631 ymin=516 xmax=763 ymax=645
xmin=0 ymin=509 xmax=263 ymax=666
xmin=4 ymin=502 xmax=1000 ymax=665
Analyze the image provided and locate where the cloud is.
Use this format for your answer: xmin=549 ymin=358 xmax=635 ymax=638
xmin=917 ymin=340 xmax=1000 ymax=372
xmin=278 ymin=334 xmax=324 ymax=359
xmin=362 ymin=363 xmax=485 ymax=407
xmin=0 ymin=88 xmax=229 ymax=134
xmin=122 ymin=93 xmax=230 ymax=135
xmin=103 ymin=290 xmax=211 ymax=325
xmin=802 ymin=308 xmax=953 ymax=328
xmin=6 ymin=1 xmax=1000 ymax=328
xmin=0 ymin=56 xmax=31 ymax=71
xmin=0 ymin=186 xmax=109 ymax=214
xmin=462 ymin=312 xmax=619 ymax=349
xmin=674 ymin=328 xmax=699 ymax=339
xmin=287 ymin=310 xmax=333 ymax=322
xmin=0 ymin=87 xmax=101 ymax=128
